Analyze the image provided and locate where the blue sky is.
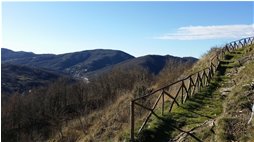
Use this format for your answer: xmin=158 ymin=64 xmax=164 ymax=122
xmin=2 ymin=2 xmax=254 ymax=58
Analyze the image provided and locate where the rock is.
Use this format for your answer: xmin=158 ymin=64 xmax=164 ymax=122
xmin=242 ymin=81 xmax=254 ymax=90
xmin=220 ymin=88 xmax=232 ymax=93
xmin=250 ymin=82 xmax=254 ymax=90
xmin=220 ymin=87 xmax=233 ymax=96
xmin=221 ymin=92 xmax=228 ymax=96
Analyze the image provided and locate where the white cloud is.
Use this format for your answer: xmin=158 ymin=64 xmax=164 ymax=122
xmin=156 ymin=24 xmax=254 ymax=40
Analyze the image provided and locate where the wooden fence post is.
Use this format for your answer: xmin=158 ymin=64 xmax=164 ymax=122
xmin=181 ymin=81 xmax=184 ymax=104
xmin=190 ymin=76 xmax=195 ymax=96
xmin=239 ymin=40 xmax=243 ymax=47
xmin=244 ymin=39 xmax=247 ymax=46
xmin=187 ymin=77 xmax=191 ymax=98
xmin=198 ymin=73 xmax=202 ymax=91
xmin=161 ymin=91 xmax=164 ymax=116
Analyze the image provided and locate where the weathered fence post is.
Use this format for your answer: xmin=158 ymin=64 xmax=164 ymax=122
xmin=187 ymin=77 xmax=191 ymax=98
xmin=161 ymin=91 xmax=164 ymax=116
xmin=181 ymin=81 xmax=184 ymax=104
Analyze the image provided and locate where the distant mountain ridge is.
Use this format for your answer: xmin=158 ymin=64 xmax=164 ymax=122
xmin=1 ymin=48 xmax=197 ymax=94
xmin=114 ymin=55 xmax=197 ymax=75
xmin=1 ymin=48 xmax=135 ymax=77
xmin=1 ymin=48 xmax=198 ymax=77
xmin=1 ymin=48 xmax=37 ymax=61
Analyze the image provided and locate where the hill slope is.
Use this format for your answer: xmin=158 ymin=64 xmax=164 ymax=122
xmin=115 ymin=55 xmax=197 ymax=75
xmin=1 ymin=63 xmax=63 ymax=94
xmin=85 ymin=55 xmax=197 ymax=77
xmin=136 ymin=44 xmax=254 ymax=142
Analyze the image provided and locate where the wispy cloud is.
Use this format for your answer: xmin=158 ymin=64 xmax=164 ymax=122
xmin=156 ymin=24 xmax=254 ymax=40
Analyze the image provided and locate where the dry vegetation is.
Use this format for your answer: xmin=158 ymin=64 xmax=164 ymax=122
xmin=156 ymin=59 xmax=195 ymax=87
xmin=1 ymin=57 xmax=194 ymax=142
xmin=188 ymin=47 xmax=221 ymax=74
xmin=1 ymin=67 xmax=151 ymax=142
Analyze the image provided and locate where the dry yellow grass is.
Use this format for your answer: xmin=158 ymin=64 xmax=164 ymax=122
xmin=48 ymin=91 xmax=132 ymax=142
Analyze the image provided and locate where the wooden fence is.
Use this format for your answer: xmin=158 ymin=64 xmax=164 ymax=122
xmin=130 ymin=36 xmax=254 ymax=141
